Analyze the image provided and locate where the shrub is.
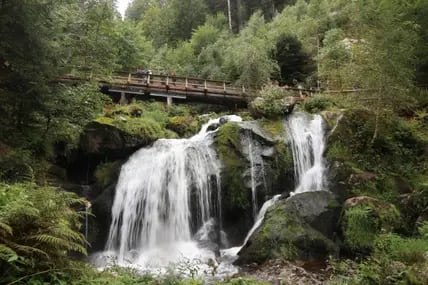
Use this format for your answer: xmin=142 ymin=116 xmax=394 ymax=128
xmin=341 ymin=200 xmax=400 ymax=251
xmin=304 ymin=96 xmax=334 ymax=113
xmin=249 ymin=85 xmax=295 ymax=118
xmin=0 ymin=183 xmax=87 ymax=283
xmin=167 ymin=116 xmax=200 ymax=137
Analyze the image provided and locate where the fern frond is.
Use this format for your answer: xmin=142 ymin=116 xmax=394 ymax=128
xmin=0 ymin=221 xmax=13 ymax=236
xmin=0 ymin=244 xmax=17 ymax=261
xmin=12 ymin=243 xmax=49 ymax=258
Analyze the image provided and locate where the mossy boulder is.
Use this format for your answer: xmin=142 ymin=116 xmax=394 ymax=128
xmin=236 ymin=191 xmax=340 ymax=265
xmin=340 ymin=196 xmax=401 ymax=252
xmin=214 ymin=120 xmax=294 ymax=245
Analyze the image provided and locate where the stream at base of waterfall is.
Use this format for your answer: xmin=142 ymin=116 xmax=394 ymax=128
xmin=90 ymin=112 xmax=327 ymax=277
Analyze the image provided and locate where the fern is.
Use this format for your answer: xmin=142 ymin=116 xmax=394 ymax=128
xmin=0 ymin=182 xmax=88 ymax=280
xmin=0 ymin=221 xmax=13 ymax=235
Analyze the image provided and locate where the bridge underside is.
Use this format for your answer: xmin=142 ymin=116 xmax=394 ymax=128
xmin=102 ymin=84 xmax=249 ymax=108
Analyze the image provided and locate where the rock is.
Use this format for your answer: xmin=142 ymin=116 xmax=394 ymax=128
xmin=214 ymin=121 xmax=294 ymax=246
xmin=219 ymin=117 xmax=228 ymax=125
xmin=235 ymin=191 xmax=340 ymax=265
xmin=207 ymin=123 xmax=220 ymax=132
xmin=89 ymin=184 xmax=116 ymax=251
xmin=237 ymin=121 xmax=275 ymax=145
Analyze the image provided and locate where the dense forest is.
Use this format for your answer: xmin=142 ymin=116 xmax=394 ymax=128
xmin=0 ymin=0 xmax=427 ymax=284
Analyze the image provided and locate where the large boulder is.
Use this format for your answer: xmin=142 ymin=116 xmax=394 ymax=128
xmin=235 ymin=191 xmax=341 ymax=265
xmin=213 ymin=121 xmax=294 ymax=245
xmin=65 ymin=121 xmax=150 ymax=184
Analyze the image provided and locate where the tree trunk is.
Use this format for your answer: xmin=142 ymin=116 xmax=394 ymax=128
xmin=227 ymin=0 xmax=232 ymax=32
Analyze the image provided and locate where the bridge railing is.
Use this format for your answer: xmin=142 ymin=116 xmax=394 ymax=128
xmin=109 ymin=72 xmax=251 ymax=97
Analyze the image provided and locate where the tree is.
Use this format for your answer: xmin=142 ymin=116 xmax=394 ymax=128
xmin=223 ymin=12 xmax=278 ymax=88
xmin=114 ymin=21 xmax=155 ymax=71
xmin=273 ymin=34 xmax=314 ymax=85
xmin=169 ymin=0 xmax=208 ymax=42
xmin=318 ymin=28 xmax=351 ymax=89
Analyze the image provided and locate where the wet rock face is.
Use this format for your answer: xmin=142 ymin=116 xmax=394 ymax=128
xmin=213 ymin=121 xmax=294 ymax=246
xmin=235 ymin=191 xmax=341 ymax=265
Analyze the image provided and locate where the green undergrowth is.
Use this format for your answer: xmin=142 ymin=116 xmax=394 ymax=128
xmin=326 ymin=108 xmax=427 ymax=204
xmin=1 ymin=261 xmax=269 ymax=285
xmin=0 ymin=183 xmax=87 ymax=284
xmin=328 ymin=223 xmax=428 ymax=285
xmin=341 ymin=202 xmax=401 ymax=251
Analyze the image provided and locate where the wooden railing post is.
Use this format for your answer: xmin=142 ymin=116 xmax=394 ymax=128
xmin=204 ymin=80 xmax=207 ymax=90
xmin=147 ymin=74 xmax=151 ymax=85
xmin=185 ymin=78 xmax=188 ymax=88
xmin=127 ymin=73 xmax=131 ymax=84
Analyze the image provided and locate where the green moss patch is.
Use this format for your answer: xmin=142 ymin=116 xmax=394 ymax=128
xmin=215 ymin=122 xmax=249 ymax=210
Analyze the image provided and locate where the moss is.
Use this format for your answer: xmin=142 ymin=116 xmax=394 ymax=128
xmin=215 ymin=122 xmax=249 ymax=210
xmin=167 ymin=115 xmax=200 ymax=137
xmin=327 ymin=108 xmax=428 ymax=208
xmin=272 ymin=143 xmax=293 ymax=185
xmin=257 ymin=118 xmax=285 ymax=138
xmin=238 ymin=199 xmax=338 ymax=264
xmin=94 ymin=161 xmax=123 ymax=188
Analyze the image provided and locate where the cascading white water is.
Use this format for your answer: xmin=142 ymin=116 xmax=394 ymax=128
xmin=221 ymin=195 xmax=281 ymax=261
xmin=245 ymin=132 xmax=258 ymax=220
xmin=102 ymin=115 xmax=242 ymax=271
xmin=284 ymin=112 xmax=326 ymax=194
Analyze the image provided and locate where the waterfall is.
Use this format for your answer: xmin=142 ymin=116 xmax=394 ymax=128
xmin=103 ymin=115 xmax=242 ymax=270
xmin=221 ymin=195 xmax=281 ymax=260
xmin=285 ymin=112 xmax=326 ymax=194
xmin=243 ymin=131 xmax=258 ymax=220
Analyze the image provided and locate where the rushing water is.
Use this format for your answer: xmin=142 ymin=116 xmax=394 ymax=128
xmin=285 ymin=112 xmax=326 ymax=194
xmin=94 ymin=111 xmax=328 ymax=276
xmin=220 ymin=194 xmax=281 ymax=261
xmin=243 ymin=131 xmax=258 ymax=220
xmin=96 ymin=115 xmax=242 ymax=273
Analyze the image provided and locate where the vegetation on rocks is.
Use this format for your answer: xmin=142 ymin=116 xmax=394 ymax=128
xmin=0 ymin=0 xmax=427 ymax=283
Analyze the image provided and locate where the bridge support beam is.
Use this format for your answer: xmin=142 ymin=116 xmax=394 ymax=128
xmin=167 ymin=95 xmax=173 ymax=106
xmin=119 ymin=92 xmax=127 ymax=105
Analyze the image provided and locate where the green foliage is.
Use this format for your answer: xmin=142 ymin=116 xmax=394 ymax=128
xmin=342 ymin=206 xmax=379 ymax=250
xmin=223 ymin=12 xmax=277 ymax=88
xmin=94 ymin=161 xmax=122 ymax=188
xmin=249 ymin=85 xmax=295 ymax=118
xmin=114 ymin=21 xmax=155 ymax=71
xmin=272 ymin=34 xmax=314 ymax=85
xmin=341 ymin=201 xmax=401 ymax=251
xmin=303 ymin=96 xmax=334 ymax=113
xmin=0 ymin=183 xmax=87 ymax=283
xmin=167 ymin=116 xmax=200 ymax=138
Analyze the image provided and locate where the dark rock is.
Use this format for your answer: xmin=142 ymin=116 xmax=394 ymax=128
xmin=89 ymin=184 xmax=116 ymax=252
xmin=66 ymin=122 xmax=149 ymax=184
xmin=219 ymin=117 xmax=228 ymax=125
xmin=235 ymin=191 xmax=340 ymax=265
xmin=207 ymin=123 xmax=220 ymax=132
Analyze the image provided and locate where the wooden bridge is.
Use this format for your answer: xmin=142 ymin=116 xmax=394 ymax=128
xmin=61 ymin=72 xmax=255 ymax=107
